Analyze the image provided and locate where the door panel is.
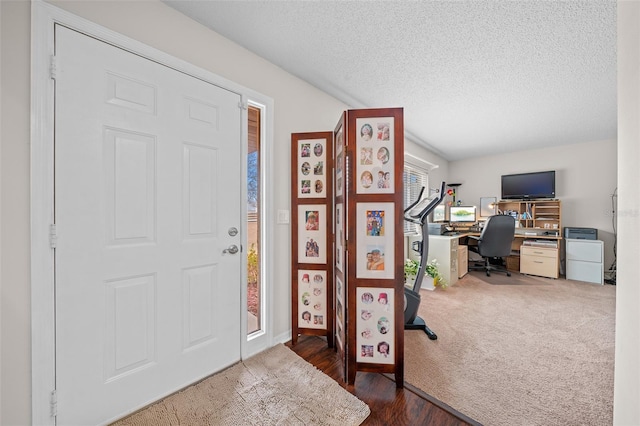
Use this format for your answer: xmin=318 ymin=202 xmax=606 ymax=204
xmin=55 ymin=25 xmax=242 ymax=425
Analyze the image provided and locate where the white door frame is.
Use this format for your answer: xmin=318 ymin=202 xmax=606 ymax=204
xmin=30 ymin=2 xmax=274 ymax=424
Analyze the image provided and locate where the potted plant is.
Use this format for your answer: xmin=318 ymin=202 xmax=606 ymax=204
xmin=426 ymin=259 xmax=447 ymax=289
xmin=404 ymin=258 xmax=447 ymax=289
xmin=404 ymin=258 xmax=419 ymax=285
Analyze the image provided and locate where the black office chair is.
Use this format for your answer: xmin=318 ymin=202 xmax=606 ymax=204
xmin=468 ymin=215 xmax=516 ymax=276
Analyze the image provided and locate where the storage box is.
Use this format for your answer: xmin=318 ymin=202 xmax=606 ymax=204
xmin=506 ymin=255 xmax=520 ymax=272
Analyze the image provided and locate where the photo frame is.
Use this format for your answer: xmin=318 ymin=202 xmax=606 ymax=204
xmin=356 ymin=287 xmax=394 ymax=364
xmin=355 ymin=117 xmax=394 ymax=194
xmin=356 ymin=202 xmax=395 ymax=279
xmin=335 ymin=276 xmax=345 ymax=351
xmin=297 ymin=138 xmax=327 ymax=198
xmin=335 ymin=203 xmax=344 ymax=272
xmin=480 ymin=197 xmax=497 ymax=217
xmin=298 ymin=204 xmax=327 ymax=264
xmin=297 ymin=270 xmax=327 ymax=330
xmin=335 ymin=128 xmax=344 ymax=198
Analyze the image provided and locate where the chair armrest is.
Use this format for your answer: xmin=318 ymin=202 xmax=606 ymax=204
xmin=467 ymin=235 xmax=480 ymax=242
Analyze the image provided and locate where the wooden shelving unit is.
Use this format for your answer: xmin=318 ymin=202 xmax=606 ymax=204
xmin=497 ymin=200 xmax=562 ymax=278
xmin=498 ymin=200 xmax=561 ymax=233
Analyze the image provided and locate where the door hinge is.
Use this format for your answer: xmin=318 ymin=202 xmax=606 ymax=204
xmin=49 ymin=224 xmax=57 ymax=249
xmin=238 ymin=101 xmax=248 ymax=110
xmin=50 ymin=55 xmax=57 ymax=80
xmin=50 ymin=390 xmax=58 ymax=418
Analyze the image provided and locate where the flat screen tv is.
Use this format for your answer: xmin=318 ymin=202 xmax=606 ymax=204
xmin=501 ymin=170 xmax=556 ymax=200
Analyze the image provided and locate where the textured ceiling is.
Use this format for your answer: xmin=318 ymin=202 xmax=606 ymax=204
xmin=163 ymin=0 xmax=617 ymax=161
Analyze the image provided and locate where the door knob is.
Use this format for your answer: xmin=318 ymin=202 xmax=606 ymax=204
xmin=223 ymin=245 xmax=239 ymax=255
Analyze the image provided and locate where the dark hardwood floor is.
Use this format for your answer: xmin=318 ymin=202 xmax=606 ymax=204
xmin=287 ymin=335 xmax=481 ymax=426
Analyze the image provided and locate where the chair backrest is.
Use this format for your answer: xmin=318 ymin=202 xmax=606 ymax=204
xmin=477 ymin=215 xmax=516 ymax=258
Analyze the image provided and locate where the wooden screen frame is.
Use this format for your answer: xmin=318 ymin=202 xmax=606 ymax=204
xmin=339 ymin=108 xmax=405 ymax=386
xmin=290 ymin=132 xmax=334 ymax=346
xmin=333 ymin=113 xmax=348 ymax=380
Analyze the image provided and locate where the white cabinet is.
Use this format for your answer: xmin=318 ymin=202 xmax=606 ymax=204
xmin=566 ymin=239 xmax=604 ymax=284
xmin=425 ymin=235 xmax=459 ymax=289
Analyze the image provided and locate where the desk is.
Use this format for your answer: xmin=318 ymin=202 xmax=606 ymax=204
xmin=465 ymin=232 xmax=561 ymax=279
xmin=409 ymin=232 xmax=562 ymax=282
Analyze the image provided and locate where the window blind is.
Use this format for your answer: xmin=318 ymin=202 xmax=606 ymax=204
xmin=403 ymin=162 xmax=429 ymax=234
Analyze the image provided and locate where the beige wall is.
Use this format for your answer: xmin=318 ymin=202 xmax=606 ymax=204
xmin=615 ymin=1 xmax=640 ymax=424
xmin=404 ymin=137 xmax=450 ymax=187
xmin=449 ymin=139 xmax=618 ymax=269
xmin=1 ymin=1 xmax=32 ymax=424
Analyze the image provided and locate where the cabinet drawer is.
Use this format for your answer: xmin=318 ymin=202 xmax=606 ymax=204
xmin=520 ymin=254 xmax=558 ymax=278
xmin=566 ymin=260 xmax=603 ymax=284
xmin=566 ymin=239 xmax=603 ymax=263
xmin=457 ymin=245 xmax=468 ymax=278
xmin=521 ymin=246 xmax=557 ymax=258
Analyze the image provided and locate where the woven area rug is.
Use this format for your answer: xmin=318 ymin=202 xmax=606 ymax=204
xmin=112 ymin=344 xmax=370 ymax=425
xmin=404 ymin=272 xmax=615 ymax=426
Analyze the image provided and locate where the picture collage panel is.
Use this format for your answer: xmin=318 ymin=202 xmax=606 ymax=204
xmin=334 ymin=127 xmax=344 ymax=198
xmin=297 ymin=270 xmax=327 ymax=330
xmin=335 ymin=203 xmax=344 ymax=273
xmin=335 ymin=276 xmax=345 ymax=351
xmin=355 ymin=117 xmax=394 ymax=195
xmin=356 ymin=287 xmax=394 ymax=364
xmin=297 ymin=138 xmax=327 ymax=198
xmin=356 ymin=202 xmax=395 ymax=279
xmin=298 ymin=204 xmax=327 ymax=264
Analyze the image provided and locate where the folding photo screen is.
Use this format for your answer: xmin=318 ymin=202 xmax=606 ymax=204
xmin=291 ymin=108 xmax=404 ymax=387
xmin=336 ymin=108 xmax=404 ymax=386
xmin=291 ymin=132 xmax=334 ymax=347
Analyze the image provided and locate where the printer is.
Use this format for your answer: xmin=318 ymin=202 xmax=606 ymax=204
xmin=564 ymin=227 xmax=598 ymax=240
xmin=428 ymin=223 xmax=448 ymax=235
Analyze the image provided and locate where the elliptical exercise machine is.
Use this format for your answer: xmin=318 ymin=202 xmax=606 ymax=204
xmin=403 ymin=181 xmax=446 ymax=340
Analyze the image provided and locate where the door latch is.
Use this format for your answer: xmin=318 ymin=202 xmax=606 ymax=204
xmin=223 ymin=245 xmax=239 ymax=255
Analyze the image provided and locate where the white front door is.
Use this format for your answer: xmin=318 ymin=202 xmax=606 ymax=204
xmin=54 ymin=25 xmax=242 ymax=425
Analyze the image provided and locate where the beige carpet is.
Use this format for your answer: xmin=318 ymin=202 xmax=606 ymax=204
xmin=112 ymin=344 xmax=370 ymax=426
xmin=405 ymin=272 xmax=615 ymax=426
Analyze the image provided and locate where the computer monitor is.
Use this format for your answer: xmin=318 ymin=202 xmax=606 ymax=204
xmin=449 ymin=206 xmax=477 ymax=224
xmin=432 ymin=204 xmax=446 ymax=222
